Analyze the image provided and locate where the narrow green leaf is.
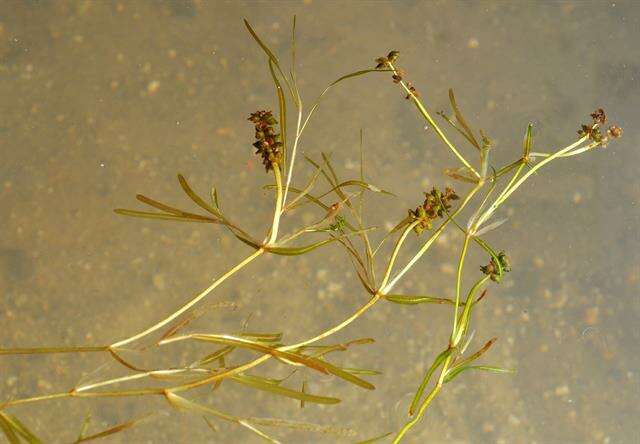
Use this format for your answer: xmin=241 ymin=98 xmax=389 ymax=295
xmin=356 ymin=431 xmax=393 ymax=444
xmin=454 ymin=278 xmax=490 ymax=341
xmin=265 ymin=184 xmax=330 ymax=211
xmin=385 ymin=294 xmax=456 ymax=306
xmin=0 ymin=414 xmax=42 ymax=444
xmin=265 ymin=238 xmax=336 ymax=256
xmin=244 ymin=19 xmax=280 ymax=65
xmin=249 ymin=416 xmax=357 ymax=437
xmin=177 ymin=174 xmax=222 ymax=217
xmin=135 ymin=194 xmax=183 ymax=215
xmin=77 ymin=414 xmax=91 ymax=441
xmin=267 ymin=229 xmax=374 ymax=256
xmin=210 ymin=187 xmax=220 ymax=209
xmin=328 ymin=68 xmax=392 ymax=88
xmin=450 ymin=337 xmax=497 ymax=372
xmin=409 ymin=348 xmax=452 ymax=416
xmin=238 ymin=420 xmax=281 ymax=444
xmin=0 ymin=413 xmax=20 ymax=444
xmin=188 ymin=335 xmax=330 ymax=374
xmin=321 ymin=152 xmax=341 ymax=188
xmin=523 ymin=123 xmax=534 ymax=159
xmin=316 ymin=179 xmax=396 ymax=199
xmin=312 ymin=357 xmax=375 ymax=390
xmin=230 ymin=374 xmax=340 ymax=405
xmin=75 ymin=413 xmax=154 ymax=442
xmin=240 ymin=332 xmax=283 ymax=343
xmin=342 ymin=367 xmax=382 ymax=376
xmin=444 ymin=364 xmax=514 ymax=383
xmin=444 ymin=166 xmax=479 ymax=184
xmin=268 ymin=59 xmax=287 ymax=170
xmin=166 ymin=392 xmax=280 ymax=443
xmin=113 ymin=209 xmax=218 ymax=223
xmin=448 ymin=88 xmax=481 ymax=150
xmin=197 ymin=345 xmax=235 ymax=366
xmin=166 ymin=392 xmax=232 ymax=422
xmin=203 ymin=416 xmax=218 ymax=433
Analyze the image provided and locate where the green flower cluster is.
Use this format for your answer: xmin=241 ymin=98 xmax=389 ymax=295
xmin=408 ymin=187 xmax=459 ymax=235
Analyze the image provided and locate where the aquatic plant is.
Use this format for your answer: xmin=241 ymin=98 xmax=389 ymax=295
xmin=0 ymin=18 xmax=622 ymax=443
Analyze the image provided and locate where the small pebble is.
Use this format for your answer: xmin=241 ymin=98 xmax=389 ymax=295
xmin=533 ymin=256 xmax=545 ymax=268
xmin=584 ymin=306 xmax=599 ymax=325
xmin=153 ymin=273 xmax=166 ymax=291
xmin=439 ymin=263 xmax=455 ymax=275
xmin=572 ymin=192 xmax=583 ymax=204
xmin=554 ymin=384 xmax=570 ymax=396
xmin=147 ymin=80 xmax=161 ymax=95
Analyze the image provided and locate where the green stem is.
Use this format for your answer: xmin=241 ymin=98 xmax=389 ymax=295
xmin=110 ymin=248 xmax=264 ymax=349
xmin=267 ymin=164 xmax=284 ymax=244
xmin=384 ymin=183 xmax=482 ymax=293
xmin=451 ymin=234 xmax=471 ymax=336
xmin=393 ymin=355 xmax=451 ymax=444
xmin=0 ymin=346 xmax=108 ymax=355
xmin=380 ymin=221 xmax=420 ymax=290
xmin=387 ymin=62 xmax=479 ymax=178
xmin=475 ymin=135 xmax=588 ymax=229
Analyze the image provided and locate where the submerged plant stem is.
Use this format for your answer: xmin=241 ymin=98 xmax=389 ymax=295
xmin=387 ymin=62 xmax=479 ymax=178
xmin=384 ymin=184 xmax=482 ymax=293
xmin=452 ymin=234 xmax=471 ymax=334
xmin=111 ymin=248 xmax=265 ymax=349
xmin=268 ymin=165 xmax=284 ymax=244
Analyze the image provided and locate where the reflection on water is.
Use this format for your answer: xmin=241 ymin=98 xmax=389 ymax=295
xmin=1 ymin=1 xmax=638 ymax=443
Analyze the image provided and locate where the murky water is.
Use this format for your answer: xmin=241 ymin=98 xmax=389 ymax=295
xmin=1 ymin=1 xmax=638 ymax=443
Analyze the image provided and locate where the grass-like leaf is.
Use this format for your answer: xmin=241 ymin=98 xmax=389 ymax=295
xmin=135 ymin=194 xmax=184 ymax=215
xmin=240 ymin=332 xmax=283 ymax=343
xmin=113 ymin=209 xmax=218 ymax=223
xmin=166 ymin=391 xmax=281 ymax=443
xmin=522 ymin=123 xmax=534 ymax=159
xmin=316 ymin=179 xmax=396 ymax=199
xmin=197 ymin=345 xmax=235 ymax=366
xmin=0 ymin=414 xmax=20 ymax=444
xmin=444 ymin=166 xmax=479 ymax=184
xmin=356 ymin=431 xmax=393 ymax=444
xmin=385 ymin=294 xmax=457 ymax=306
xmin=74 ymin=413 xmax=155 ymax=442
xmin=409 ymin=348 xmax=452 ymax=416
xmin=449 ymin=337 xmax=497 ymax=374
xmin=448 ymin=88 xmax=481 ymax=150
xmin=249 ymin=416 xmax=357 ymax=437
xmin=177 ymin=174 xmax=222 ymax=218
xmin=230 ymin=374 xmax=341 ymax=405
xmin=444 ymin=364 xmax=514 ymax=384
xmin=268 ymin=59 xmax=287 ymax=170
xmin=0 ymin=414 xmax=42 ymax=444
xmin=77 ymin=414 xmax=91 ymax=442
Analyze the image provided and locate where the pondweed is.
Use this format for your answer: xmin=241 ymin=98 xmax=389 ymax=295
xmin=0 ymin=17 xmax=622 ymax=443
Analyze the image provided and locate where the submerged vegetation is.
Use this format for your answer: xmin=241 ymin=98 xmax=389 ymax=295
xmin=0 ymin=17 xmax=623 ymax=443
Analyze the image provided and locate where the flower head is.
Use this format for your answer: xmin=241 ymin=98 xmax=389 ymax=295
xmin=248 ymin=110 xmax=283 ymax=172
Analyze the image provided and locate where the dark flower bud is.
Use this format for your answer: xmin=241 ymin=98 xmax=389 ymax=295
xmin=590 ymin=108 xmax=607 ymax=125
xmin=607 ymin=125 xmax=623 ymax=139
xmin=480 ymin=251 xmax=511 ymax=283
